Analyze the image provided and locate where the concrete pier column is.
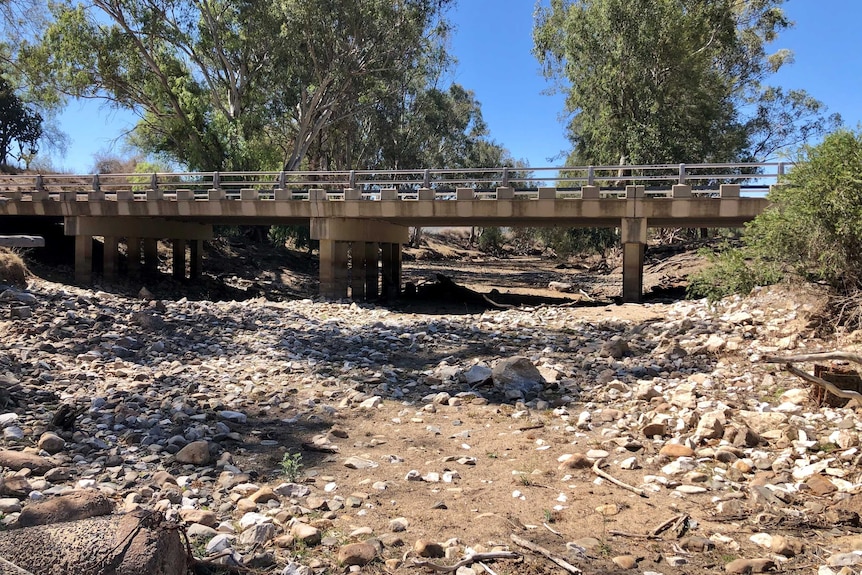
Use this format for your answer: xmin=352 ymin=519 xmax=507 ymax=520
xmin=319 ymin=239 xmax=350 ymax=299
xmin=172 ymin=239 xmax=187 ymax=279
xmin=350 ymin=241 xmax=367 ymax=301
xmin=143 ymin=238 xmax=158 ymax=275
xmin=74 ymin=235 xmax=93 ymax=284
xmin=311 ymin=218 xmax=407 ymax=301
xmin=365 ymin=242 xmax=379 ymax=300
xmin=102 ymin=236 xmax=119 ymax=282
xmin=381 ymin=242 xmax=402 ymax=299
xmin=621 ymin=218 xmax=648 ymax=303
xmin=189 ymin=240 xmax=203 ymax=280
xmin=127 ymin=237 xmax=142 ymax=275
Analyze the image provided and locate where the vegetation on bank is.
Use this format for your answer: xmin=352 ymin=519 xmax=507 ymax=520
xmin=688 ymin=129 xmax=862 ymax=312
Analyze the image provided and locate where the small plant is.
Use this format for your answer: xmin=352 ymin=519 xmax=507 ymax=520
xmin=486 ymin=452 xmax=498 ymax=459
xmin=281 ymin=451 xmax=303 ymax=482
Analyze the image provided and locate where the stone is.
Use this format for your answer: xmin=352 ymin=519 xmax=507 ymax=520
xmin=558 ymin=453 xmax=592 ymax=470
xmin=338 ymin=542 xmax=377 ymax=566
xmin=0 ymin=451 xmax=53 ymax=474
xmin=239 ymin=523 xmax=276 ymax=546
xmin=491 ymin=356 xmax=546 ymax=400
xmin=642 ymin=422 xmax=667 ymax=437
xmin=389 ymin=517 xmax=409 ymax=532
xmin=414 ymin=539 xmax=445 ymax=558
xmin=660 ymin=443 xmax=695 ymax=458
xmin=612 ymin=555 xmax=638 ymax=569
xmin=806 ymin=474 xmax=837 ymax=495
xmin=15 ymin=491 xmax=113 ymax=528
xmin=291 ymin=522 xmax=321 ymax=546
xmin=344 ymin=456 xmax=378 ymax=470
xmin=175 ymin=441 xmax=211 ymax=465
xmin=681 ymin=536 xmax=714 ymax=552
xmin=179 ymin=509 xmax=218 ymax=528
xmin=248 ymin=486 xmax=279 ymax=504
xmin=37 ymin=432 xmax=65 ymax=454
xmin=725 ymin=558 xmax=777 ymax=574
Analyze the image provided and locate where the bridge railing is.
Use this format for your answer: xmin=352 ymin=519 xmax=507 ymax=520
xmin=0 ymin=162 xmax=786 ymax=200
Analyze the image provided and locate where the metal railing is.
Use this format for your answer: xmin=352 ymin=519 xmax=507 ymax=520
xmin=0 ymin=162 xmax=786 ymax=200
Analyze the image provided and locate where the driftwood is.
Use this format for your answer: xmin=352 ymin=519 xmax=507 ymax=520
xmin=413 ymin=551 xmax=521 ymax=573
xmin=592 ymin=459 xmax=648 ymax=498
xmin=763 ymin=352 xmax=862 ymax=401
xmin=510 ymin=533 xmax=583 ymax=575
xmin=0 ymin=236 xmax=44 ymax=248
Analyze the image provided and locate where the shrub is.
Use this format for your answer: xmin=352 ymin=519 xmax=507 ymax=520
xmin=686 ymin=244 xmax=782 ymax=302
xmin=0 ymin=249 xmax=27 ymax=287
xmin=478 ymin=226 xmax=504 ymax=253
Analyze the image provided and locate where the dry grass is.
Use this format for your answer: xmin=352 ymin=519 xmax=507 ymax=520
xmin=0 ymin=249 xmax=28 ymax=287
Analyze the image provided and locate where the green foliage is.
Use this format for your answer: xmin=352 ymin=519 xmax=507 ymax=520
xmin=477 ymin=227 xmax=505 ymax=254
xmin=516 ymin=227 xmax=617 ymax=258
xmin=686 ymin=244 xmax=782 ymax=302
xmin=533 ymin=0 xmax=840 ymax=165
xmin=269 ymin=225 xmax=316 ymax=252
xmin=280 ymin=451 xmax=303 ymax=482
xmin=689 ymin=129 xmax=862 ymax=301
xmin=0 ymin=74 xmax=42 ymax=169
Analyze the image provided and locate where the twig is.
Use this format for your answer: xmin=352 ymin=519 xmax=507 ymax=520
xmin=608 ymin=529 xmax=657 ymax=539
xmin=478 ymin=562 xmax=499 ymax=575
xmin=779 ymin=364 xmax=862 ymax=401
xmin=763 ymin=352 xmax=862 ymax=366
xmin=592 ymin=459 xmax=648 ymax=498
xmin=650 ymin=513 xmax=686 ymax=538
xmin=412 ymin=552 xmax=521 ymax=573
xmin=510 ymin=533 xmax=583 ymax=575
xmin=518 ymin=424 xmax=545 ymax=431
xmin=543 ymin=522 xmax=563 ymax=538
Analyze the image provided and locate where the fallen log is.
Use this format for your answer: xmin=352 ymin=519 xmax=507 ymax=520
xmin=0 ymin=511 xmax=187 ymax=575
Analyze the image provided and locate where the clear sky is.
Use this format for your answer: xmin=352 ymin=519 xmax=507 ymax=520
xmin=47 ymin=0 xmax=862 ymax=173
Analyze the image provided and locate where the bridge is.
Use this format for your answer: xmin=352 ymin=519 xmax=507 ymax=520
xmin=0 ymin=162 xmax=781 ymax=302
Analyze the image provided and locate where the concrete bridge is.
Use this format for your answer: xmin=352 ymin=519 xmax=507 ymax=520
xmin=0 ymin=162 xmax=780 ymax=302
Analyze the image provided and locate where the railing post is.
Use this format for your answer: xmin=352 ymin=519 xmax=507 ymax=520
xmin=150 ymin=173 xmax=158 ymax=191
xmin=92 ymin=174 xmax=100 ymax=193
xmin=213 ymin=172 xmax=221 ymax=190
xmin=35 ymin=174 xmax=44 ymax=192
xmin=279 ymin=171 xmax=286 ymax=189
xmin=587 ymin=166 xmax=594 ymax=186
xmin=502 ymin=167 xmax=509 ymax=188
xmin=423 ymin=169 xmax=431 ymax=189
xmin=349 ymin=170 xmax=356 ymax=189
xmin=777 ymin=162 xmax=785 ymax=177
xmin=678 ymin=164 xmax=686 ymax=185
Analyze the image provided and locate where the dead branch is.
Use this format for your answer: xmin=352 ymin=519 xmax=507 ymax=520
xmin=412 ymin=552 xmax=521 ymax=573
xmin=651 ymin=513 xmax=689 ymax=538
xmin=763 ymin=352 xmax=862 ymax=366
xmin=592 ymin=459 xmax=648 ymax=498
xmin=771 ymin=363 xmax=862 ymax=401
xmin=510 ymin=533 xmax=583 ymax=575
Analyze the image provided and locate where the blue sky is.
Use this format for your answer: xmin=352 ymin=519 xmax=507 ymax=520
xmin=48 ymin=0 xmax=862 ymax=173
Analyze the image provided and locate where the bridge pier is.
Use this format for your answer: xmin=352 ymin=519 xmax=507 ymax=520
xmin=65 ymin=217 xmax=212 ymax=285
xmin=621 ymin=217 xmax=647 ymax=303
xmin=311 ymin=218 xmax=407 ymax=300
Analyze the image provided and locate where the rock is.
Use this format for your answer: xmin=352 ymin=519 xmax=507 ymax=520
xmin=338 ymin=542 xmax=377 ymax=566
xmin=806 ymin=474 xmax=837 ymax=495
xmin=681 ymin=536 xmax=715 ymax=552
xmin=612 ymin=555 xmax=638 ymax=569
xmin=291 ymin=523 xmax=321 ymax=546
xmin=660 ymin=443 xmax=695 ymax=458
xmin=218 ymin=410 xmax=247 ymax=424
xmin=175 ymin=441 xmax=211 ymax=465
xmin=0 ymin=477 xmax=31 ymax=498
xmin=695 ymin=411 xmax=725 ymax=440
xmin=642 ymin=422 xmax=667 ymax=437
xmin=600 ymin=338 xmax=630 ymax=359
xmin=549 ymin=281 xmax=574 ymax=293
xmin=0 ymin=450 xmax=53 ymax=474
xmin=725 ymin=558 xmax=777 ymax=574
xmin=344 ymin=456 xmax=378 ymax=470
xmin=557 ymin=453 xmax=592 ymax=470
xmin=37 ymin=432 xmax=65 ymax=454
xmin=15 ymin=491 xmax=113 ymax=528
xmin=248 ymin=486 xmax=279 ymax=504
xmin=463 ymin=365 xmax=492 ymax=385
xmin=239 ymin=523 xmax=276 ymax=546
xmin=178 ymin=509 xmax=218 ymax=528
xmin=389 ymin=517 xmax=409 ymax=532
xmin=491 ymin=357 xmax=546 ymax=400
xmin=770 ymin=534 xmax=803 ymax=557
xmin=414 ymin=539 xmax=445 ymax=558
xmin=274 ymin=483 xmax=311 ymax=498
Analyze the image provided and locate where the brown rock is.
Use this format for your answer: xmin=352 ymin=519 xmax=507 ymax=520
xmin=770 ymin=535 xmax=803 ymax=557
xmin=0 ymin=450 xmax=53 ymax=474
xmin=178 ymin=509 xmax=217 ymax=528
xmin=0 ymin=477 xmax=31 ymax=498
xmin=612 ymin=555 xmax=638 ymax=569
xmin=175 ymin=441 xmax=210 ymax=465
xmin=660 ymin=443 xmax=695 ymax=458
xmin=558 ymin=453 xmax=592 ymax=470
xmin=291 ymin=522 xmax=321 ymax=546
xmin=16 ymin=491 xmax=113 ymax=528
xmin=414 ymin=539 xmax=445 ymax=558
xmin=338 ymin=542 xmax=377 ymax=566
xmin=151 ymin=470 xmax=177 ymax=488
xmin=680 ymin=536 xmax=715 ymax=552
xmin=37 ymin=432 xmax=65 ymax=454
xmin=642 ymin=422 xmax=667 ymax=437
xmin=725 ymin=558 xmax=776 ymax=574
xmin=806 ymin=473 xmax=837 ymax=495
xmin=249 ymin=486 xmax=279 ymax=504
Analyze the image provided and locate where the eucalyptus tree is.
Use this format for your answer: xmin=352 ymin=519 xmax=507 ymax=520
xmin=0 ymin=74 xmax=42 ymax=170
xmin=533 ymin=0 xmax=840 ymax=165
xmin=20 ymin=0 xmax=455 ymax=171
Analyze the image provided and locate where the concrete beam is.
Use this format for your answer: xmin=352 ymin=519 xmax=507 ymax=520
xmin=64 ymin=217 xmax=213 ymax=240
xmin=620 ymin=217 xmax=648 ymax=244
xmin=310 ymin=218 xmax=408 ymax=244
xmin=0 ymin=235 xmax=45 ymax=248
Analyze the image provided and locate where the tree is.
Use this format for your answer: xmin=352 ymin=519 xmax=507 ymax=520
xmin=0 ymin=74 xmax=42 ymax=170
xmin=20 ymin=0 xmax=454 ymax=171
xmin=533 ymin=0 xmax=840 ymax=166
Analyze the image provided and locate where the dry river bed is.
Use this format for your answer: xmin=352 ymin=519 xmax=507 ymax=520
xmin=0 ymin=278 xmax=862 ymax=575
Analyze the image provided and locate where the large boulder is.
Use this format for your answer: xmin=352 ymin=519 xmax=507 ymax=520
xmin=491 ymin=356 xmax=547 ymax=400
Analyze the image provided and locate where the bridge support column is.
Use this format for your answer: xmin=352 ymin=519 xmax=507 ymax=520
xmin=190 ymin=239 xmax=203 ymax=280
xmin=74 ymin=235 xmax=92 ymax=285
xmin=103 ymin=236 xmax=119 ymax=282
xmin=143 ymin=239 xmax=158 ymax=275
xmin=172 ymin=239 xmax=187 ymax=280
xmin=621 ymin=218 xmax=647 ymax=303
xmin=319 ymin=239 xmax=350 ymax=299
xmin=311 ymin=218 xmax=407 ymax=301
xmin=127 ymin=237 xmax=142 ymax=275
